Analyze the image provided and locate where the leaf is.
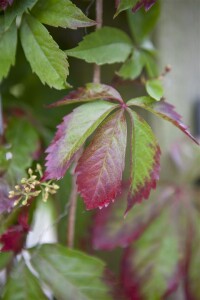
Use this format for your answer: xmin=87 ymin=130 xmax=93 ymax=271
xmin=115 ymin=0 xmax=138 ymax=16
xmin=76 ymin=109 xmax=127 ymax=210
xmin=126 ymin=109 xmax=160 ymax=212
xmin=66 ymin=27 xmax=133 ymax=65
xmin=4 ymin=0 xmax=38 ymax=30
xmin=20 ymin=14 xmax=69 ymax=90
xmin=5 ymin=117 xmax=39 ymax=183
xmin=0 ymin=22 xmax=17 ymax=80
xmin=92 ymin=186 xmax=175 ymax=250
xmin=0 ymin=252 xmax=13 ymax=270
xmin=145 ymin=79 xmax=164 ymax=101
xmin=121 ymin=207 xmax=181 ymax=300
xmin=30 ymin=244 xmax=111 ymax=300
xmin=127 ymin=1 xmax=160 ymax=43
xmin=117 ymin=50 xmax=145 ymax=80
xmin=31 ymin=0 xmax=95 ymax=29
xmin=44 ymin=101 xmax=118 ymax=180
xmin=2 ymin=260 xmax=48 ymax=300
xmin=0 ymin=0 xmax=14 ymax=11
xmin=127 ymin=97 xmax=199 ymax=144
xmin=142 ymin=51 xmax=158 ymax=78
xmin=132 ymin=0 xmax=157 ymax=13
xmin=48 ymin=83 xmax=123 ymax=107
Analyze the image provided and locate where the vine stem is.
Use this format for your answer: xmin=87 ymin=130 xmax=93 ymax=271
xmin=67 ymin=173 xmax=78 ymax=248
xmin=93 ymin=0 xmax=103 ymax=84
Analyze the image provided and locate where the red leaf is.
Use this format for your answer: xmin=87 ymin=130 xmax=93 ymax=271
xmin=0 ymin=209 xmax=30 ymax=253
xmin=127 ymin=97 xmax=199 ymax=145
xmin=132 ymin=0 xmax=157 ymax=12
xmin=44 ymin=101 xmax=117 ymax=180
xmin=48 ymin=83 xmax=123 ymax=107
xmin=76 ymin=109 xmax=127 ymax=210
xmin=92 ymin=186 xmax=174 ymax=250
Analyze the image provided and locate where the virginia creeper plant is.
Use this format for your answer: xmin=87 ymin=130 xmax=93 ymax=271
xmin=0 ymin=0 xmax=199 ymax=299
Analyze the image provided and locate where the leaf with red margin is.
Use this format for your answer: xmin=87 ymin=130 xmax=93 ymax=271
xmin=48 ymin=83 xmax=123 ymax=107
xmin=127 ymin=97 xmax=199 ymax=145
xmin=132 ymin=0 xmax=157 ymax=12
xmin=44 ymin=101 xmax=118 ymax=180
xmin=92 ymin=186 xmax=175 ymax=250
xmin=76 ymin=109 xmax=127 ymax=210
xmin=121 ymin=197 xmax=182 ymax=299
xmin=126 ymin=109 xmax=161 ymax=212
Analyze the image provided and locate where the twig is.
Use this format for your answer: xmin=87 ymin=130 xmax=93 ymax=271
xmin=93 ymin=0 xmax=103 ymax=84
xmin=67 ymin=174 xmax=78 ymax=248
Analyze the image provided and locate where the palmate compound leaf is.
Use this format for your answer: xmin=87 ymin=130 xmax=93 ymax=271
xmin=92 ymin=186 xmax=175 ymax=250
xmin=121 ymin=206 xmax=181 ymax=300
xmin=31 ymin=0 xmax=95 ymax=29
xmin=126 ymin=109 xmax=161 ymax=212
xmin=30 ymin=244 xmax=112 ymax=300
xmin=20 ymin=14 xmax=69 ymax=90
xmin=75 ymin=109 xmax=127 ymax=210
xmin=121 ymin=187 xmax=200 ymax=300
xmin=48 ymin=83 xmax=123 ymax=107
xmin=44 ymin=101 xmax=119 ymax=180
xmin=127 ymin=96 xmax=199 ymax=145
xmin=2 ymin=259 xmax=48 ymax=300
xmin=66 ymin=27 xmax=133 ymax=65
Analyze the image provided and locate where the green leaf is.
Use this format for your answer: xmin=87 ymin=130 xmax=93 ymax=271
xmin=142 ymin=50 xmax=158 ymax=78
xmin=146 ymin=79 xmax=164 ymax=101
xmin=66 ymin=27 xmax=133 ymax=65
xmin=0 ymin=252 xmax=13 ymax=270
xmin=4 ymin=0 xmax=38 ymax=30
xmin=31 ymin=0 xmax=95 ymax=29
xmin=5 ymin=117 xmax=39 ymax=184
xmin=117 ymin=49 xmax=144 ymax=80
xmin=20 ymin=14 xmax=69 ymax=90
xmin=115 ymin=0 xmax=138 ymax=17
xmin=44 ymin=101 xmax=118 ymax=180
xmin=123 ymin=206 xmax=180 ymax=299
xmin=126 ymin=109 xmax=160 ymax=212
xmin=30 ymin=244 xmax=111 ymax=300
xmin=2 ymin=260 xmax=48 ymax=300
xmin=127 ymin=1 xmax=160 ymax=43
xmin=0 ymin=22 xmax=17 ymax=81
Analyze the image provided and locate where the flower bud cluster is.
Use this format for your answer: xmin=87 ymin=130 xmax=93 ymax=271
xmin=8 ymin=164 xmax=59 ymax=206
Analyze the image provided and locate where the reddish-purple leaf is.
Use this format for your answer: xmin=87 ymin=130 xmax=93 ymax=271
xmin=132 ymin=0 xmax=157 ymax=12
xmin=127 ymin=97 xmax=199 ymax=145
xmin=48 ymin=83 xmax=123 ymax=107
xmin=92 ymin=186 xmax=175 ymax=250
xmin=126 ymin=109 xmax=161 ymax=212
xmin=0 ymin=208 xmax=30 ymax=253
xmin=76 ymin=109 xmax=127 ymax=210
xmin=0 ymin=0 xmax=13 ymax=10
xmin=44 ymin=101 xmax=118 ymax=180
